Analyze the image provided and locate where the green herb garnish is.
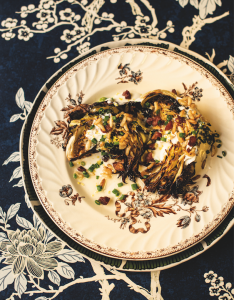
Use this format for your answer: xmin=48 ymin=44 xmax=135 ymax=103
xmin=119 ymin=195 xmax=127 ymax=200
xmin=73 ymin=173 xmax=78 ymax=179
xmin=131 ymin=184 xmax=138 ymax=191
xmin=95 ymin=200 xmax=101 ymax=205
xmin=81 ymin=161 xmax=86 ymax=166
xmin=161 ymin=137 xmax=167 ymax=142
xmin=69 ymin=161 xmax=74 ymax=167
xmin=97 ymin=185 xmax=102 ymax=192
xmin=83 ymin=171 xmax=90 ymax=178
xmin=222 ymin=151 xmax=227 ymax=157
xmin=112 ymin=189 xmax=120 ymax=196
xmin=179 ymin=133 xmax=186 ymax=138
xmin=96 ymin=176 xmax=99 ymax=179
xmin=89 ymin=125 xmax=94 ymax=130
xmin=91 ymin=138 xmax=97 ymax=144
xmin=118 ymin=182 xmax=123 ymax=187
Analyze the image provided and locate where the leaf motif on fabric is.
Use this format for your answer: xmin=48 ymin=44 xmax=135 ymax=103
xmin=2 ymin=152 xmax=20 ymax=165
xmin=24 ymin=101 xmax=32 ymax=113
xmin=6 ymin=203 xmax=21 ymax=222
xmin=15 ymin=88 xmax=25 ymax=110
xmin=48 ymin=270 xmax=61 ymax=286
xmin=9 ymin=166 xmax=22 ymax=182
xmin=227 ymin=55 xmax=234 ymax=73
xmin=13 ymin=179 xmax=24 ymax=188
xmin=14 ymin=273 xmax=27 ymax=298
xmin=190 ymin=0 xmax=199 ymax=9
xmin=57 ymin=249 xmax=85 ymax=263
xmin=0 ymin=265 xmax=14 ymax=292
xmin=56 ymin=262 xmax=75 ymax=279
xmin=199 ymin=0 xmax=218 ymax=20
xmin=10 ymin=114 xmax=21 ymax=122
xmin=16 ymin=215 xmax=33 ymax=230
xmin=0 ymin=232 xmax=9 ymax=242
xmin=178 ymin=0 xmax=189 ymax=8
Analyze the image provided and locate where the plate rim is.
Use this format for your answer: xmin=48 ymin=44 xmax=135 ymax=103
xmin=20 ymin=39 xmax=234 ymax=271
xmin=28 ymin=44 xmax=234 ymax=260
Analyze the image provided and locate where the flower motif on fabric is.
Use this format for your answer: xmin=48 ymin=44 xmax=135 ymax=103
xmin=59 ymin=184 xmax=84 ymax=205
xmin=116 ymin=63 xmax=143 ymax=85
xmin=59 ymin=8 xmax=76 ymax=22
xmin=36 ymin=9 xmax=55 ymax=23
xmin=1 ymin=18 xmax=18 ymax=28
xmin=18 ymin=27 xmax=33 ymax=41
xmin=204 ymin=271 xmax=234 ymax=299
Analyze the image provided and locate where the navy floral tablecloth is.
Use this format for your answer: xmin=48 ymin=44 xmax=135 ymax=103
xmin=0 ymin=0 xmax=233 ymax=299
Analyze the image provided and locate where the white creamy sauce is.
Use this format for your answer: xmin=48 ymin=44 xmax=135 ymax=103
xmin=152 ymin=141 xmax=171 ymax=162
xmin=85 ymin=126 xmax=103 ymax=141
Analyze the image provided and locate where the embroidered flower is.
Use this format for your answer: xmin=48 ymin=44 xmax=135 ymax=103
xmin=209 ymin=286 xmax=220 ymax=296
xmin=218 ymin=293 xmax=232 ymax=300
xmin=20 ymin=6 xmax=28 ymax=18
xmin=2 ymin=31 xmax=15 ymax=41
xmin=212 ymin=276 xmax=224 ymax=287
xmin=135 ymin=16 xmax=150 ymax=26
xmin=81 ymin=0 xmax=88 ymax=5
xmin=33 ymin=20 xmax=49 ymax=30
xmin=0 ymin=228 xmax=63 ymax=279
xmin=71 ymin=27 xmax=86 ymax=39
xmin=59 ymin=185 xmax=73 ymax=198
xmin=18 ymin=28 xmax=34 ymax=41
xmin=135 ymin=23 xmax=152 ymax=35
xmin=39 ymin=0 xmax=54 ymax=10
xmin=59 ymin=8 xmax=75 ymax=22
xmin=1 ymin=18 xmax=18 ymax=28
xmin=76 ymin=42 xmax=90 ymax=54
xmin=204 ymin=270 xmax=218 ymax=283
xmin=36 ymin=9 xmax=54 ymax=23
xmin=176 ymin=215 xmax=191 ymax=228
xmin=61 ymin=29 xmax=77 ymax=43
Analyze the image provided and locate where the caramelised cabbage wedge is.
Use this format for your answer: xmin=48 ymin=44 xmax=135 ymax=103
xmin=51 ymin=88 xmax=218 ymax=198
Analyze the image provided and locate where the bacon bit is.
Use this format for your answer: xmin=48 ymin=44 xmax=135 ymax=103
xmin=165 ymin=120 xmax=173 ymax=130
xmin=146 ymin=117 xmax=153 ymax=125
xmin=203 ymin=174 xmax=211 ymax=186
xmin=175 ymin=116 xmax=185 ymax=124
xmin=188 ymin=136 xmax=197 ymax=147
xmin=152 ymin=116 xmax=161 ymax=126
xmin=146 ymin=152 xmax=154 ymax=163
xmin=77 ymin=166 xmax=86 ymax=172
xmin=98 ymin=196 xmax=110 ymax=205
xmin=105 ymin=124 xmax=112 ymax=132
xmin=113 ymin=162 xmax=125 ymax=172
xmin=122 ymin=90 xmax=131 ymax=99
xmin=151 ymin=131 xmax=162 ymax=140
xmin=148 ymin=143 xmax=155 ymax=149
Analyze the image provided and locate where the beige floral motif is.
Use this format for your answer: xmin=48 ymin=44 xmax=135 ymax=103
xmin=1 ymin=227 xmax=64 ymax=279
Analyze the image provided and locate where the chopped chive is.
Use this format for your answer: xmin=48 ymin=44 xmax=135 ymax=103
xmin=156 ymin=109 xmax=160 ymax=115
xmin=192 ymin=131 xmax=197 ymax=135
xmin=144 ymin=102 xmax=150 ymax=108
xmin=94 ymin=163 xmax=100 ymax=168
xmin=98 ymin=97 xmax=107 ymax=102
xmin=98 ymin=108 xmax=104 ymax=114
xmin=89 ymin=125 xmax=95 ymax=130
xmin=179 ymin=133 xmax=186 ymax=138
xmin=119 ymin=131 xmax=124 ymax=136
xmin=81 ymin=161 xmax=86 ymax=166
xmin=112 ymin=189 xmax=120 ymax=196
xmin=217 ymin=144 xmax=222 ymax=148
xmin=155 ymin=160 xmax=160 ymax=163
xmin=118 ymin=182 xmax=123 ymax=187
xmin=131 ymin=183 xmax=138 ymax=191
xmin=69 ymin=161 xmax=74 ymax=167
xmin=73 ymin=173 xmax=78 ymax=179
xmin=222 ymin=151 xmax=227 ymax=157
xmin=119 ymin=194 xmax=127 ymax=200
xmin=112 ymin=116 xmax=117 ymax=121
xmin=96 ymin=176 xmax=99 ymax=179
xmin=168 ymin=131 xmax=171 ymax=134
xmin=217 ymin=155 xmax=222 ymax=159
xmin=167 ymin=115 xmax=173 ymax=121
xmin=100 ymin=135 xmax=106 ymax=142
xmin=143 ymin=175 xmax=148 ymax=179
xmin=160 ymin=137 xmax=167 ymax=142
xmin=104 ymin=116 xmax=110 ymax=121
xmin=83 ymin=171 xmax=90 ymax=178
xmin=95 ymin=200 xmax=101 ymax=205
xmin=103 ymin=121 xmax=107 ymax=126
xmin=114 ymin=141 xmax=119 ymax=146
xmin=97 ymin=185 xmax=102 ymax=192
xmin=91 ymin=138 xmax=97 ymax=144
xmin=88 ymin=165 xmax=95 ymax=172
xmin=164 ymin=121 xmax=169 ymax=125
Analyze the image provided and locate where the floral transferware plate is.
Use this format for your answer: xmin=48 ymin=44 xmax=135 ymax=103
xmin=29 ymin=45 xmax=234 ymax=260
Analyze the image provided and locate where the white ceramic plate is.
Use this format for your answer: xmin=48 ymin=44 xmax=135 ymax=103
xmin=29 ymin=46 xmax=234 ymax=260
